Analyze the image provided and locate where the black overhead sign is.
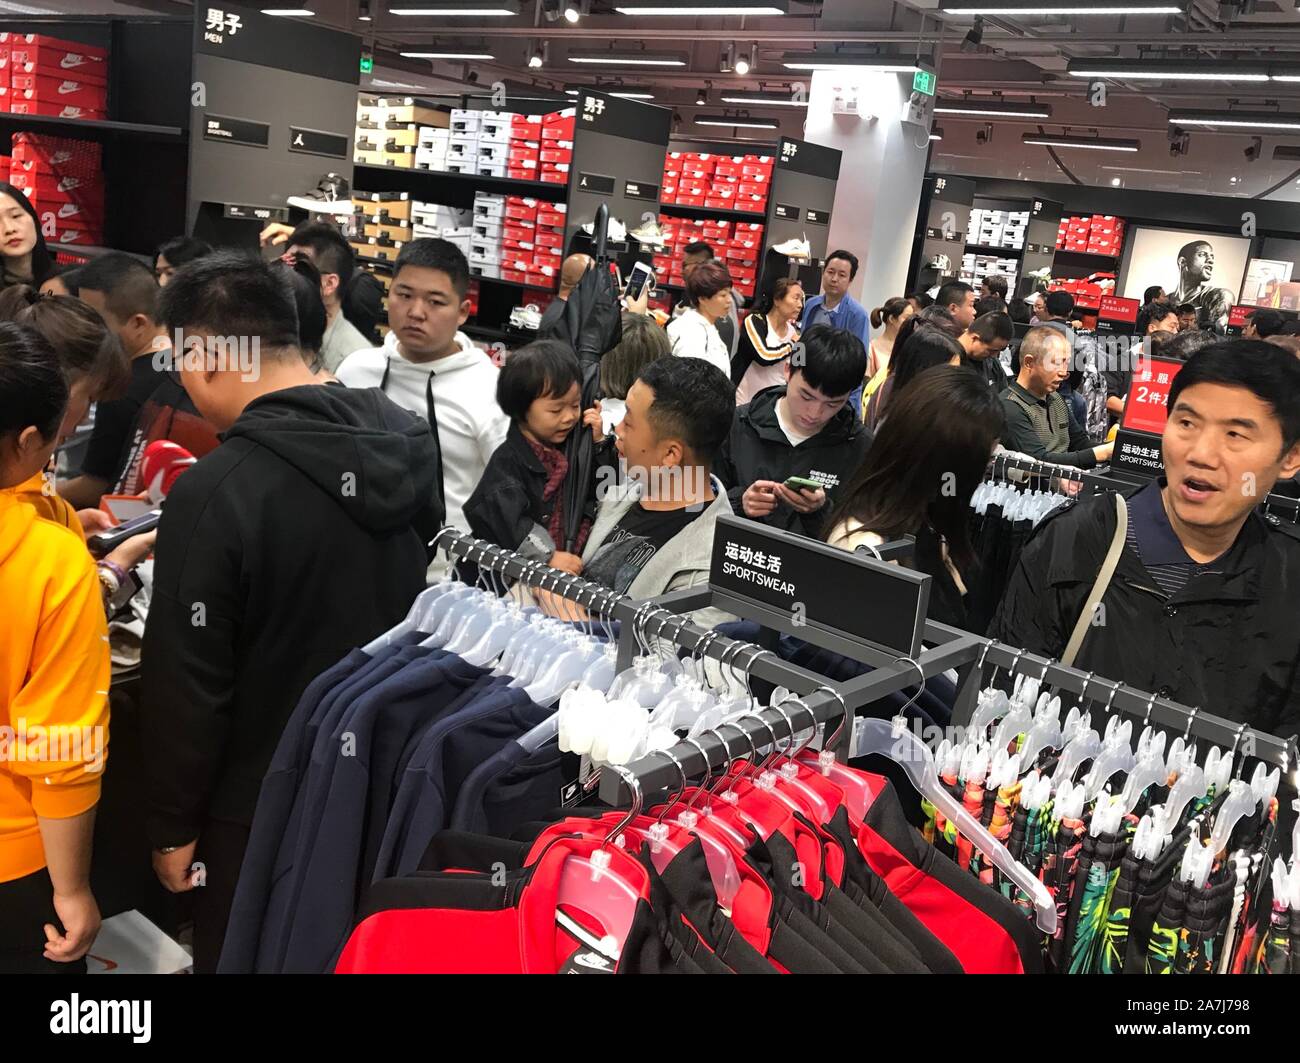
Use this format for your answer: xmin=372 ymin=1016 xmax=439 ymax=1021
xmin=709 ymin=515 xmax=930 ymax=659
xmin=195 ymin=3 xmax=360 ymax=85
xmin=577 ymin=90 xmax=673 ymax=145
xmin=577 ymin=171 xmax=616 ymax=195
xmin=288 ymin=126 xmax=351 ymax=159
xmin=202 ymin=113 xmax=270 ymax=148
xmin=776 ymin=136 xmax=841 ymax=180
xmin=623 ymin=179 xmax=660 ymax=202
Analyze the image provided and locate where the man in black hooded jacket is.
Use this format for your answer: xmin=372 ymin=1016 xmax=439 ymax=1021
xmin=140 ymin=252 xmax=442 ymax=972
xmin=715 ymin=324 xmax=871 ymax=540
xmin=990 ymin=340 xmax=1300 ymax=740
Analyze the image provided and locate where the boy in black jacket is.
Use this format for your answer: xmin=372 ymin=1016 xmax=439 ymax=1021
xmin=140 ymin=253 xmax=442 ymax=972
xmin=464 ymin=339 xmax=588 ymax=574
xmin=715 ymin=324 xmax=871 ymax=539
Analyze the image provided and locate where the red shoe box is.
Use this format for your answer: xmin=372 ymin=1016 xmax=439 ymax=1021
xmin=509 ymin=143 xmax=541 ymax=163
xmin=737 ymin=181 xmax=767 ymax=198
xmin=534 ymin=252 xmax=562 ymax=273
xmin=715 ymin=161 xmax=743 ymax=179
xmin=734 ymin=194 xmax=765 ymax=212
xmin=652 ymin=254 xmax=673 ymax=278
xmin=26 ymin=194 xmax=105 ymax=229
xmin=6 ymin=95 xmax=105 ymax=120
xmin=503 ymin=223 xmax=535 ymax=246
xmin=741 ymin=160 xmax=774 ymax=177
xmin=506 ymin=250 xmax=535 ymax=270
xmin=542 ymin=118 xmax=575 ymax=141
xmin=731 ymin=265 xmax=757 ymax=283
xmin=537 ymin=205 xmax=566 ymax=227
xmin=47 ymin=225 xmax=102 ymax=246
xmin=6 ymin=34 xmax=108 ymax=83
xmin=538 ymin=168 xmax=567 ymax=184
xmin=701 ymin=224 xmax=729 ymax=241
xmin=703 ymin=197 xmax=732 ymax=210
xmin=676 ymin=193 xmax=707 ymax=207
xmin=504 ymin=196 xmax=539 ymax=222
xmin=677 ymin=178 xmax=708 ymax=195
xmin=510 ymin=114 xmax=543 ymax=138
xmin=534 ymin=227 xmax=563 ymax=251
xmin=9 ymin=169 xmax=97 ymax=197
xmin=501 ymin=268 xmax=528 ymax=284
xmin=507 ymin=168 xmax=536 ymax=181
xmin=709 ymin=184 xmax=736 ymax=200
xmin=539 ymin=145 xmax=572 ymax=164
xmin=10 ymin=133 xmax=101 ymax=178
xmin=738 ymin=169 xmax=771 ymax=186
xmin=680 ymin=165 xmax=713 ymax=181
xmin=661 ymin=185 xmax=678 ymax=203
xmin=0 ymin=155 xmax=8 ymax=181
xmin=8 ymin=73 xmax=107 ymax=111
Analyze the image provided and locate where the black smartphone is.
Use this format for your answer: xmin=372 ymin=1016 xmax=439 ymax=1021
xmin=87 ymin=510 xmax=161 ymax=557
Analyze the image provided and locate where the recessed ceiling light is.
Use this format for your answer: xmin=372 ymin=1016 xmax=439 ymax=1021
xmin=694 ymin=113 xmax=780 ymax=128
xmin=1110 ymin=176 xmax=1122 ymax=186
xmin=390 ymin=2 xmax=521 ymax=14
xmin=1067 ymin=59 xmax=1271 ymax=82
xmin=261 ymin=7 xmax=314 ymax=13
xmin=934 ymin=99 xmax=1051 ymax=118
xmin=1170 ymin=110 xmax=1300 ymax=131
xmin=1022 ymin=132 xmax=1140 ymax=151
xmin=615 ymin=2 xmax=787 ymax=11
xmin=401 ymin=50 xmax=496 ymax=60
xmin=930 ymin=127 xmax=944 ymax=141
xmin=720 ymin=92 xmax=806 ymax=106
xmin=940 ymin=1 xmax=1182 ymax=13
xmin=568 ymin=50 xmax=689 ymax=66
xmin=782 ymin=52 xmax=929 ymax=72
xmin=566 ymin=87 xmax=656 ymax=99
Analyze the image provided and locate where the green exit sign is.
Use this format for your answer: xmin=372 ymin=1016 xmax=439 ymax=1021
xmin=913 ymin=69 xmax=935 ymax=96
xmin=360 ymin=54 xmax=373 ymax=73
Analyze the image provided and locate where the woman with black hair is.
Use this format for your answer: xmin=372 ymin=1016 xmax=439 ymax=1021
xmin=732 ymin=276 xmax=803 ymax=405
xmin=864 ymin=324 xmax=964 ymax=431
xmin=152 ymin=236 xmax=212 ymax=287
xmin=272 ymin=253 xmax=328 ymax=371
xmin=0 ymin=321 xmax=110 ymax=972
xmin=0 ymin=181 xmax=55 ymax=290
xmin=827 ymin=364 xmax=1006 ymax=627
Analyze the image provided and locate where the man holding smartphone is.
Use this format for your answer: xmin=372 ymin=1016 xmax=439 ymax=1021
xmin=715 ymin=324 xmax=871 ymax=540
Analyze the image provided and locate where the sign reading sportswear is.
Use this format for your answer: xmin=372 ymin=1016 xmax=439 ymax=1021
xmin=708 ymin=515 xmax=930 ymax=659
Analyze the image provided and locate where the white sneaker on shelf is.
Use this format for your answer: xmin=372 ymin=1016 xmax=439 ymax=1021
xmin=510 ymin=303 xmax=543 ymax=330
xmin=287 ymin=172 xmax=354 ymax=217
xmin=773 ymin=233 xmax=811 ymax=260
xmin=582 ymin=217 xmax=627 ymax=243
xmin=628 ymin=218 xmax=666 ymax=246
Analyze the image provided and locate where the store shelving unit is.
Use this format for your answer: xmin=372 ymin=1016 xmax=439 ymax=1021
xmin=353 ymin=162 xmax=567 ymax=202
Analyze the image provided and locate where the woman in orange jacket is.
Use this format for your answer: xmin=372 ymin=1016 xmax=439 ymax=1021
xmin=0 ymin=321 xmax=111 ymax=973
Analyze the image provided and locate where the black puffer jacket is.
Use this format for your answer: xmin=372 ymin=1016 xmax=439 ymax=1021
xmin=988 ymin=488 xmax=1300 ymax=739
xmin=714 ymin=385 xmax=872 ymax=540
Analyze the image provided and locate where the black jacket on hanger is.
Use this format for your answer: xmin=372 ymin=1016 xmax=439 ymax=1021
xmin=989 ymin=486 xmax=1300 ymax=738
xmin=714 ymin=385 xmax=872 ymax=540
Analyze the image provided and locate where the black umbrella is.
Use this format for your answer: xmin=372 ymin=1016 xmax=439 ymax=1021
xmin=542 ymin=202 xmax=624 ymax=552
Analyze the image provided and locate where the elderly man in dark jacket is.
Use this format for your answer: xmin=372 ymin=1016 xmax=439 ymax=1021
xmin=990 ymin=340 xmax=1300 ymax=739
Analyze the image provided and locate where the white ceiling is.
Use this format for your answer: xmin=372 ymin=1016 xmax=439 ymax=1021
xmin=19 ymin=0 xmax=1300 ymax=196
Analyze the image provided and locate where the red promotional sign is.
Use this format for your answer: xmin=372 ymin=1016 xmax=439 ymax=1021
xmin=1228 ymin=304 xmax=1252 ymax=328
xmin=1098 ymin=295 xmax=1140 ymax=325
xmin=1120 ymin=356 xmax=1184 ymax=436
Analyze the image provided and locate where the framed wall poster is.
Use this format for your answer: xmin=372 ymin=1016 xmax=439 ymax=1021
xmin=1118 ymin=226 xmax=1251 ymax=329
xmin=1240 ymin=258 xmax=1296 ymax=308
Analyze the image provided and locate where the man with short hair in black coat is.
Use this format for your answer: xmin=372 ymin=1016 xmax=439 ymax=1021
xmin=140 ymin=253 xmax=443 ymax=972
xmin=715 ymin=324 xmax=871 ymax=540
xmin=990 ymin=340 xmax=1300 ymax=738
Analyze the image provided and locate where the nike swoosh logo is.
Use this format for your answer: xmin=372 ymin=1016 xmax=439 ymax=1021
xmin=58 ymin=82 xmax=79 ymax=94
xmin=60 ymin=55 xmax=88 ymax=68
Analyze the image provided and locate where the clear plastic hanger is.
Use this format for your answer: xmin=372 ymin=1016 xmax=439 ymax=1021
xmin=1017 ymin=693 xmax=1065 ymax=770
xmin=1118 ymin=733 xmax=1169 ymax=817
xmin=853 ymin=713 xmax=1058 ymax=933
xmin=361 ymin=530 xmax=472 ymax=652
xmin=1084 ymin=714 xmax=1136 ymax=799
xmin=648 ymin=746 xmax=743 ymax=905
xmin=1131 ymin=804 xmax=1172 ymax=861
xmin=967 ymin=644 xmax=1020 ymax=736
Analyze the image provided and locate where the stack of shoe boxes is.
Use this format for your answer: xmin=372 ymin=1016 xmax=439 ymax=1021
xmin=652 ymin=213 xmax=763 ymax=300
xmin=507 ymin=113 xmax=543 ymax=179
xmin=355 ymin=96 xmax=448 ymax=169
xmin=1055 ymin=214 xmax=1126 ymax=257
xmin=965 ymin=208 xmax=1028 ymax=251
xmin=470 ymin=192 xmax=505 ymax=278
xmin=538 ymin=108 xmax=574 ymax=186
xmin=8 ymin=133 xmax=103 ymax=245
xmin=416 ymin=125 xmax=450 ymax=171
xmin=661 ymin=152 xmax=772 ymax=213
xmin=413 ymin=199 xmax=472 ymax=253
xmin=0 ymin=33 xmax=108 ymax=119
xmin=470 ymin=192 xmax=564 ymax=290
xmin=960 ymin=252 xmax=1019 ymax=295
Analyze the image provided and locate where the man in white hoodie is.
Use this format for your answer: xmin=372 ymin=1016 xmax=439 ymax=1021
xmin=337 ymin=239 xmax=508 ymax=547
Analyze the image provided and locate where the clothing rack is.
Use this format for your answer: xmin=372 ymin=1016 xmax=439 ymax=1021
xmin=432 ymin=528 xmax=1297 ymax=808
xmin=987 ymin=450 xmax=1300 ymax=522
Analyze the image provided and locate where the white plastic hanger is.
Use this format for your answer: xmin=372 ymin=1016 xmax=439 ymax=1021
xmin=853 ymin=715 xmax=1058 ymax=933
xmin=1084 ymin=716 xmax=1136 ymax=799
xmin=1017 ymin=694 xmax=1065 ymax=770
